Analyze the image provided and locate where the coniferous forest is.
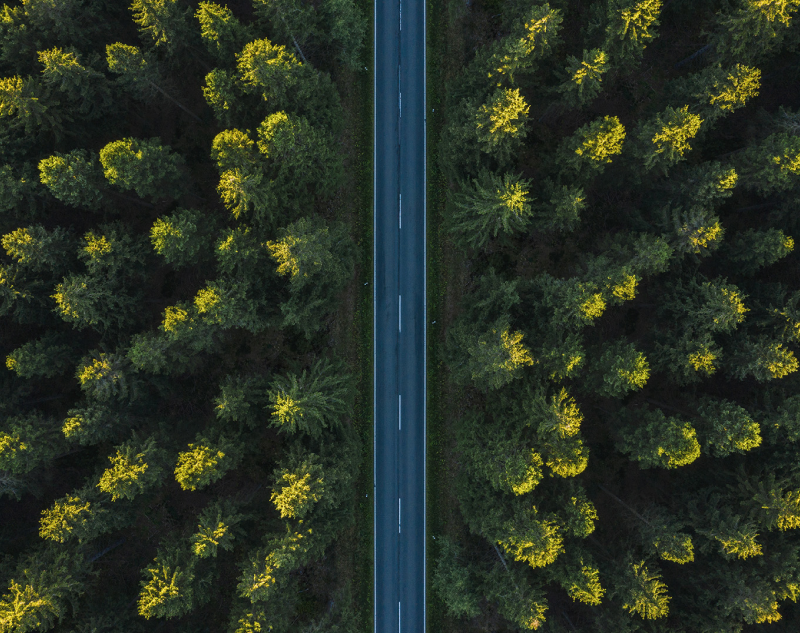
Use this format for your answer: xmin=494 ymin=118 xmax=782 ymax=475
xmin=0 ymin=1 xmax=369 ymax=632
xmin=430 ymin=0 xmax=800 ymax=631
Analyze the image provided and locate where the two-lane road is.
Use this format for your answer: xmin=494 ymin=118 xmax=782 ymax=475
xmin=374 ymin=0 xmax=426 ymax=629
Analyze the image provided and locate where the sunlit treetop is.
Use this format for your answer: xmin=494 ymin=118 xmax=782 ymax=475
xmin=649 ymin=106 xmax=703 ymax=166
xmin=708 ymin=64 xmax=761 ymax=113
xmin=476 ymin=87 xmax=530 ymax=143
xmin=486 ymin=3 xmax=563 ymax=83
xmin=559 ymin=49 xmax=608 ymax=107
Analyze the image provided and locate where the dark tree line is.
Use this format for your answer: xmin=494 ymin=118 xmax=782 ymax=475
xmin=0 ymin=1 xmax=367 ymax=632
xmin=433 ymin=0 xmax=800 ymax=631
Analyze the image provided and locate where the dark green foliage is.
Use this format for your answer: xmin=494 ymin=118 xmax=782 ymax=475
xmin=267 ymin=356 xmax=353 ymax=438
xmin=0 ymin=546 xmax=87 ymax=633
xmin=99 ymin=137 xmax=185 ymax=200
xmin=431 ymin=537 xmax=482 ymax=618
xmin=0 ymin=1 xmax=361 ymax=631
xmin=5 ymin=332 xmax=73 ymax=378
xmin=435 ymin=0 xmax=800 ymax=628
xmin=38 ymin=150 xmax=104 ymax=208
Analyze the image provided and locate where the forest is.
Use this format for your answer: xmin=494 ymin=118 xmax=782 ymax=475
xmin=0 ymin=1 xmax=370 ymax=632
xmin=429 ymin=0 xmax=800 ymax=631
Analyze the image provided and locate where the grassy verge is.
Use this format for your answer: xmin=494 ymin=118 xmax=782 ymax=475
xmin=353 ymin=0 xmax=374 ymax=628
xmin=352 ymin=35 xmax=374 ymax=633
xmin=332 ymin=1 xmax=373 ymax=628
xmin=427 ymin=0 xmax=468 ymax=630
xmin=427 ymin=0 xmax=446 ymax=629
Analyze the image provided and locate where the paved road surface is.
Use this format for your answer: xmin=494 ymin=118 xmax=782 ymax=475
xmin=374 ymin=0 xmax=426 ymax=629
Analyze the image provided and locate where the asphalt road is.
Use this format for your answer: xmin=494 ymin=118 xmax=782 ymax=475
xmin=374 ymin=0 xmax=426 ymax=628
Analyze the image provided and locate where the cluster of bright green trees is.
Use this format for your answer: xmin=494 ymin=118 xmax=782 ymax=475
xmin=0 ymin=1 xmax=366 ymax=632
xmin=434 ymin=0 xmax=800 ymax=630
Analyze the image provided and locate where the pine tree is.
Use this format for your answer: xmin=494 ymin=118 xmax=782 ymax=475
xmin=1 ymin=224 xmax=72 ymax=271
xmin=0 ymin=547 xmax=86 ymax=633
xmin=214 ymin=373 xmax=270 ymax=429
xmin=497 ymin=504 xmax=564 ymax=569
xmin=697 ymin=511 xmax=763 ymax=560
xmin=0 ymin=164 xmax=39 ymax=218
xmin=216 ymin=165 xmax=274 ymax=222
xmin=557 ymin=115 xmax=626 ymax=176
xmin=5 ymin=333 xmax=72 ymax=379
xmin=267 ymin=358 xmax=352 ymax=438
xmin=38 ymin=150 xmax=103 ymax=208
xmin=138 ymin=541 xmax=210 ymax=619
xmin=458 ymin=413 xmax=543 ymax=495
xmin=547 ymin=550 xmax=605 ymax=605
xmin=528 ymin=387 xmax=584 ymax=439
xmin=39 ymin=484 xmax=126 ymax=544
xmin=62 ymin=402 xmax=132 ymax=447
xmin=267 ymin=216 xmax=354 ymax=335
xmin=174 ymin=431 xmax=244 ymax=491
xmin=726 ymin=228 xmax=794 ymax=274
xmin=617 ymin=408 xmax=701 ymax=468
xmin=669 ymin=205 xmax=724 ymax=256
xmin=202 ymin=68 xmax=242 ymax=125
xmin=560 ymin=486 xmax=598 ymax=537
xmin=96 ymin=434 xmax=167 ymax=501
xmin=0 ymin=412 xmax=63 ymax=475
xmin=0 ymin=75 xmax=64 ymax=135
xmin=557 ymin=49 xmax=609 ymax=108
xmin=534 ymin=273 xmax=607 ymax=330
xmin=743 ymin=476 xmax=800 ymax=530
xmin=191 ymin=498 xmax=247 ymax=558
xmin=215 ymin=226 xmax=268 ymax=277
xmin=451 ymin=319 xmax=534 ymax=390
xmin=131 ymin=0 xmax=194 ymax=54
xmin=639 ymin=507 xmax=694 ymax=563
xmin=52 ymin=273 xmax=137 ymax=331
xmin=37 ymin=47 xmax=111 ymax=118
xmin=714 ymin=0 xmax=800 ymax=63
xmin=538 ymin=183 xmax=587 ymax=232
xmin=616 ymin=560 xmax=670 ymax=620
xmin=675 ymin=63 xmax=761 ymax=124
xmin=728 ymin=335 xmax=799 ymax=381
xmin=150 ymin=208 xmax=212 ymax=267
xmin=474 ymin=87 xmax=529 ymax=164
xmin=450 ymin=171 xmax=534 ymax=248
xmin=541 ymin=433 xmax=590 ymax=477
xmin=603 ymin=0 xmax=662 ymax=68
xmin=685 ymin=279 xmax=748 ymax=333
xmin=99 ymin=137 xmax=185 ymax=200
xmin=484 ymin=562 xmax=548 ymax=630
xmin=257 ymin=110 xmax=341 ymax=206
xmin=322 ymin=0 xmax=367 ymax=71
xmin=635 ymin=105 xmax=703 ymax=174
xmin=76 ymin=352 xmax=138 ymax=403
xmin=237 ymin=528 xmax=319 ymax=603
xmin=211 ymin=127 xmax=259 ymax=173
xmin=592 ymin=341 xmax=650 ymax=398
xmin=734 ymin=132 xmax=800 ymax=195
xmin=431 ymin=536 xmax=482 ymax=618
xmin=196 ymin=2 xmax=254 ymax=63
xmin=482 ymin=3 xmax=563 ymax=85
xmin=271 ymin=452 xmax=325 ymax=519
xmin=236 ymin=38 xmax=303 ymax=108
xmin=697 ymin=398 xmax=761 ymax=456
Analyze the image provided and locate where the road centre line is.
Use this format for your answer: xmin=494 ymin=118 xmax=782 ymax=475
xmin=399 ymin=498 xmax=401 ymax=533
xmin=399 ymin=194 xmax=401 ymax=228
xmin=399 ymin=395 xmax=402 ymax=430
xmin=399 ymin=295 xmax=402 ymax=332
